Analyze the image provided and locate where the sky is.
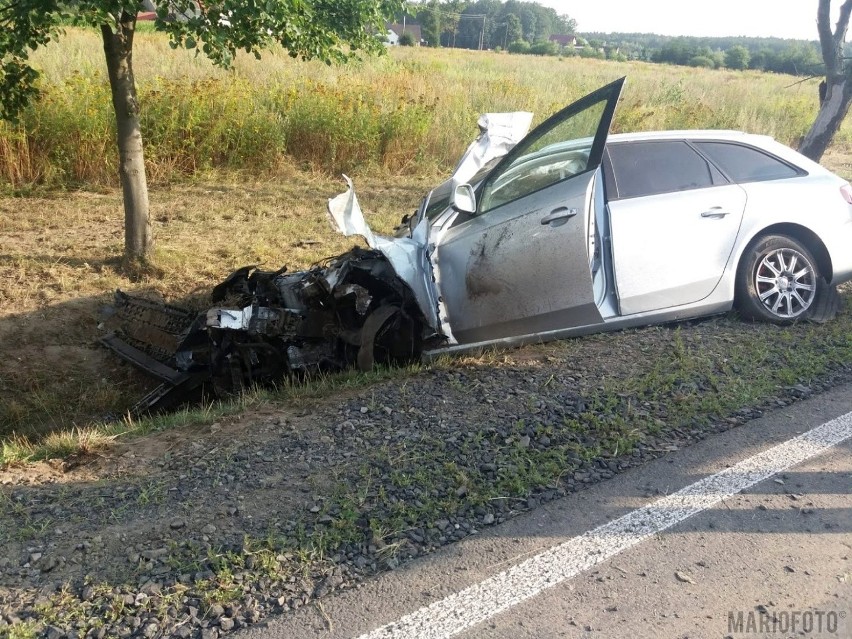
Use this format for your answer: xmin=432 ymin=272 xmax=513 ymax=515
xmin=538 ymin=0 xmax=826 ymax=40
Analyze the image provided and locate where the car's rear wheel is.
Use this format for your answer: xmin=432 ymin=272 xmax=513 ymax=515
xmin=736 ymin=234 xmax=832 ymax=324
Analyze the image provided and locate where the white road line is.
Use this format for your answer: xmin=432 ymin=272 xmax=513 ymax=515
xmin=356 ymin=410 xmax=852 ymax=639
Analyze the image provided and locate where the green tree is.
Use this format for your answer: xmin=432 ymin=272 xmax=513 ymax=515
xmin=505 ymin=14 xmax=523 ymax=45
xmin=439 ymin=0 xmax=464 ymax=46
xmin=0 ymin=0 xmax=400 ymax=262
xmin=417 ymin=0 xmax=442 ymax=46
xmin=557 ymin=13 xmax=577 ymax=34
xmin=578 ymin=46 xmax=604 ymax=59
xmin=519 ymin=7 xmax=537 ymax=42
xmin=724 ymin=45 xmax=751 ymax=70
xmin=399 ymin=31 xmax=415 ymax=45
xmin=749 ymin=49 xmax=771 ymax=70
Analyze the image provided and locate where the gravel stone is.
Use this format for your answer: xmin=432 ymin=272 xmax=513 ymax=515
xmin=4 ymin=309 xmax=852 ymax=639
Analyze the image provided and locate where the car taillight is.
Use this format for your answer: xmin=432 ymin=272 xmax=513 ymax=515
xmin=841 ymin=183 xmax=852 ymax=205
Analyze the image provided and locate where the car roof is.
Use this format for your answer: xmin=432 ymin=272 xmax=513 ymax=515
xmin=607 ymin=130 xmax=773 ymax=144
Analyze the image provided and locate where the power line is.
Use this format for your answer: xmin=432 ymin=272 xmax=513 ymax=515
xmin=402 ymin=4 xmax=487 ymax=49
xmin=412 ymin=5 xmax=486 ymax=19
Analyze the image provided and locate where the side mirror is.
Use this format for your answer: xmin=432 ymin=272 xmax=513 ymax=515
xmin=451 ymin=184 xmax=476 ymax=214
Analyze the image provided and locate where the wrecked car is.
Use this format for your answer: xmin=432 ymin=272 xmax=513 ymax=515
xmin=101 ymin=77 xmax=852 ymax=414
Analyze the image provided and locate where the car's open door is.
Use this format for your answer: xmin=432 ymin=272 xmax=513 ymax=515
xmin=434 ymin=78 xmax=624 ymax=345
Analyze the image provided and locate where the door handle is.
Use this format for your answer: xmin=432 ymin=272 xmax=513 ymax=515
xmin=701 ymin=207 xmax=731 ymax=219
xmin=541 ymin=207 xmax=578 ymax=225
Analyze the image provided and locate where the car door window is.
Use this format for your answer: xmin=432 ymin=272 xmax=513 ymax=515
xmin=478 ymin=82 xmax=620 ymax=214
xmin=607 ymin=141 xmax=721 ymax=200
xmin=693 ymin=141 xmax=801 ymax=183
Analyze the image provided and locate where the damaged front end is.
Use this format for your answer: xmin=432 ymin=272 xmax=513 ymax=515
xmin=101 ymin=112 xmax=533 ymax=416
xmin=100 ymin=178 xmax=440 ymax=416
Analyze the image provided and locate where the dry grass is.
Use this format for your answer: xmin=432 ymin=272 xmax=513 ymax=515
xmin=3 ymin=151 xmax=852 ymax=444
xmin=0 ymin=28 xmax=848 ymax=188
xmin=3 ymin=32 xmax=852 ymax=446
xmin=0 ymin=172 xmax=432 ymax=439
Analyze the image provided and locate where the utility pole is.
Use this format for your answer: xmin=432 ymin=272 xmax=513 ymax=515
xmin=479 ymin=15 xmax=485 ymax=50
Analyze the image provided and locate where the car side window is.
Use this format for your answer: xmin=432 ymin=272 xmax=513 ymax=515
xmin=693 ymin=141 xmax=801 ymax=183
xmin=478 ymin=100 xmax=606 ymax=214
xmin=607 ymin=141 xmax=719 ymax=200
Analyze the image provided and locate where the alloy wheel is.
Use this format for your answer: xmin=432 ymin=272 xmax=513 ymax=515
xmin=754 ymin=248 xmax=816 ymax=319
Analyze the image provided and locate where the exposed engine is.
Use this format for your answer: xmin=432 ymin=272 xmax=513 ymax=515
xmin=100 ymin=247 xmax=430 ymax=416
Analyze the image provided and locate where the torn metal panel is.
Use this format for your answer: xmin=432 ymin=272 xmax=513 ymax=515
xmin=327 ymin=175 xmax=377 ymax=246
xmin=327 ymin=176 xmax=440 ymax=332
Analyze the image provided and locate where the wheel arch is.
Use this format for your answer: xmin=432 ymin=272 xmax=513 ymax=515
xmin=738 ymin=223 xmax=833 ymax=283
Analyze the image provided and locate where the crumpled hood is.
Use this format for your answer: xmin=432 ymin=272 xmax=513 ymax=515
xmin=450 ymin=111 xmax=533 ymax=184
xmin=327 ymin=175 xmax=440 ymax=332
xmin=326 ymin=114 xmax=535 ymax=340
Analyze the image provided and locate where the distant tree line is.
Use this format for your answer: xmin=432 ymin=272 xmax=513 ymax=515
xmin=401 ymin=3 xmax=825 ymax=76
xmin=402 ymin=0 xmax=575 ymax=50
xmin=582 ymin=32 xmax=825 ymax=75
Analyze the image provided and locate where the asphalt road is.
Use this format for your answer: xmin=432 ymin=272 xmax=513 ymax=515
xmin=236 ymin=382 xmax=852 ymax=639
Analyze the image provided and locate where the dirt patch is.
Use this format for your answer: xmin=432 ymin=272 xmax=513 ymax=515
xmin=0 ymin=177 xmax=431 ymax=439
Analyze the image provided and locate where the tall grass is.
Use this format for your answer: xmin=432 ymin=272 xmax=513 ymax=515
xmin=0 ymin=27 xmax=839 ymax=188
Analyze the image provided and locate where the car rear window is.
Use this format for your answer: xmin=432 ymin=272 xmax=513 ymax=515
xmin=693 ymin=141 xmax=800 ymax=183
xmin=606 ymin=141 xmax=719 ymax=199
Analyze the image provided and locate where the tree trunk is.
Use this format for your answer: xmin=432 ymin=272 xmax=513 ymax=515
xmin=101 ymin=14 xmax=152 ymax=262
xmin=800 ymin=0 xmax=852 ymax=163
xmin=800 ymin=77 xmax=852 ymax=162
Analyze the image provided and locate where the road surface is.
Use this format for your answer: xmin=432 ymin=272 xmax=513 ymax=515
xmin=237 ymin=381 xmax=852 ymax=639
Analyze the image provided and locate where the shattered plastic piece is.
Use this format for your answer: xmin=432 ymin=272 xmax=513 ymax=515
xmin=356 ymin=305 xmax=400 ymax=372
xmin=208 ymin=307 xmax=252 ymax=330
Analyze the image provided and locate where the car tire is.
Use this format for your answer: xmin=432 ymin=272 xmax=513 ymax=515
xmin=735 ymin=234 xmax=837 ymax=324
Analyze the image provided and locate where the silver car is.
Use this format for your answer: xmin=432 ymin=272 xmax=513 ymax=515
xmin=103 ymin=78 xmax=852 ymax=411
xmin=339 ymin=77 xmax=852 ymax=354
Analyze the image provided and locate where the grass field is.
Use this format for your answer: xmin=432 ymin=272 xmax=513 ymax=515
xmin=0 ymin=28 xmax=844 ymax=188
xmin=2 ymin=30 xmax=852 ymax=454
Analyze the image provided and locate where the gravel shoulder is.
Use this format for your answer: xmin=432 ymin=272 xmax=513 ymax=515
xmin=2 ymin=299 xmax=852 ymax=639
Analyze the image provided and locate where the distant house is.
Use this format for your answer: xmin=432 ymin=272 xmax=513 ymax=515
xmin=138 ymin=0 xmax=197 ymax=21
xmin=138 ymin=0 xmax=157 ymax=20
xmin=549 ymin=34 xmax=578 ymax=48
xmin=386 ymin=22 xmax=422 ymax=46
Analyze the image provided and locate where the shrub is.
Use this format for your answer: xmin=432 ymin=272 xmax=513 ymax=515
xmin=529 ymin=40 xmax=558 ymax=56
xmin=689 ymin=55 xmax=716 ymax=68
xmin=508 ymin=40 xmax=530 ymax=54
xmin=399 ymin=32 xmax=415 ymax=46
xmin=578 ymin=46 xmax=605 ymax=59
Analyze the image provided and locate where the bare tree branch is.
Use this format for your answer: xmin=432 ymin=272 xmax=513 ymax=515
xmin=0 ymin=2 xmax=22 ymax=15
xmin=821 ymin=0 xmax=852 ymax=76
xmin=834 ymin=0 xmax=852 ymax=49
xmin=818 ymin=0 xmax=838 ymax=75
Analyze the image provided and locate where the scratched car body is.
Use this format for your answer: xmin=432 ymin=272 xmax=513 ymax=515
xmin=102 ymin=78 xmax=852 ymax=413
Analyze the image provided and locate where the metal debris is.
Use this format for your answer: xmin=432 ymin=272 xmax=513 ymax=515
xmin=101 ymin=246 xmax=435 ymax=416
